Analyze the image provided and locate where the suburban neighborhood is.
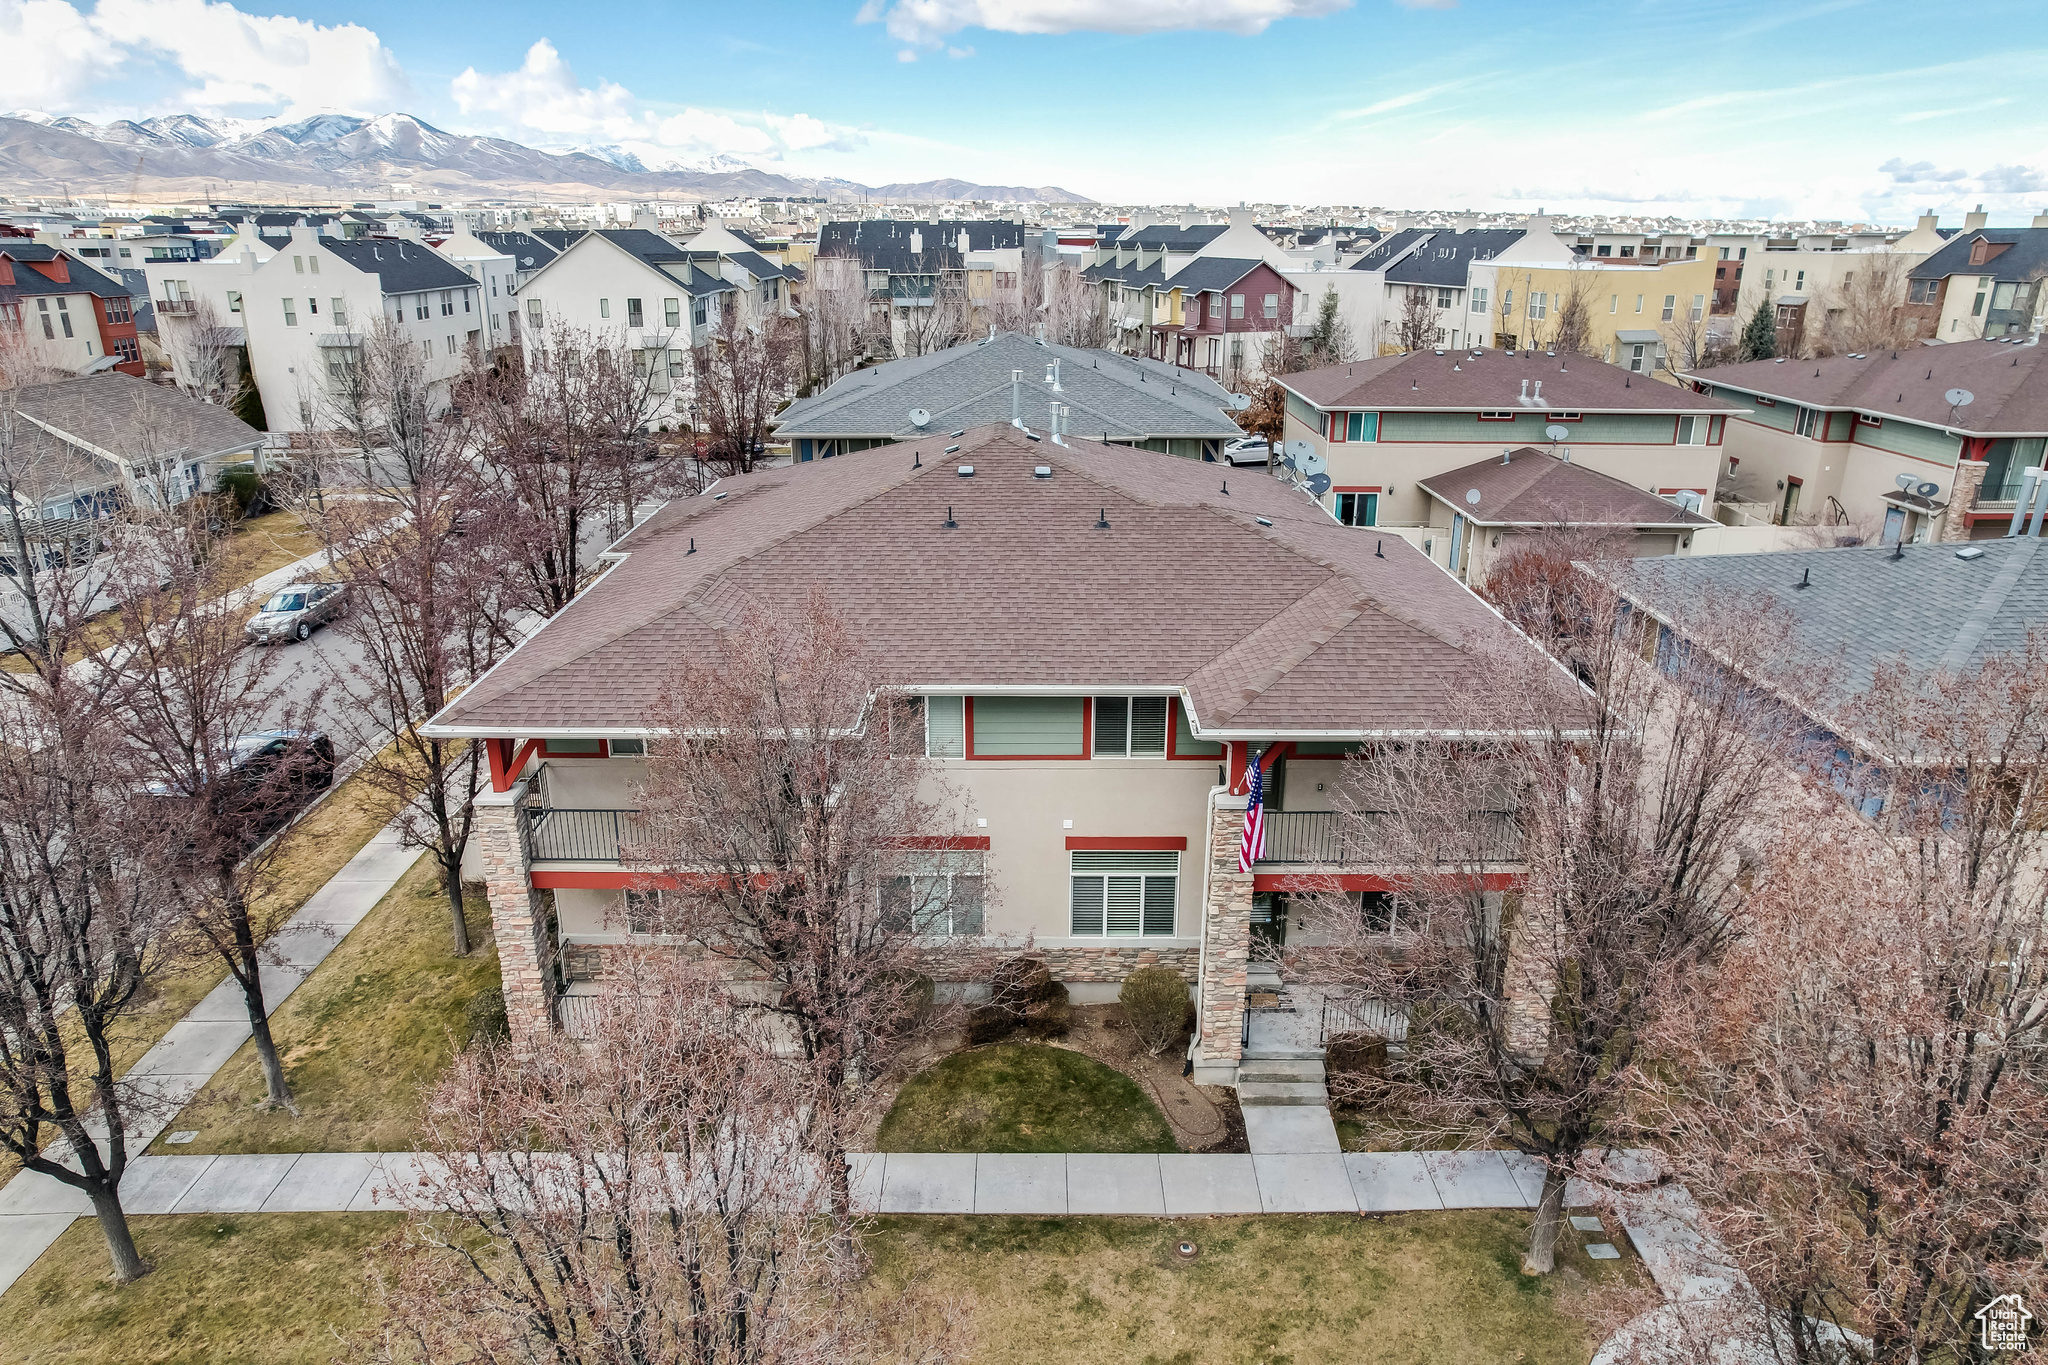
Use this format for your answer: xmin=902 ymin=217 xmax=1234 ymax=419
xmin=0 ymin=1 xmax=2045 ymax=1361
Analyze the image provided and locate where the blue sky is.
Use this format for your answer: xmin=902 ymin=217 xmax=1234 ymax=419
xmin=7 ymin=0 xmax=2045 ymax=220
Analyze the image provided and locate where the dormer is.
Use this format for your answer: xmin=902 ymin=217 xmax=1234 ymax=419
xmin=1967 ymin=237 xmax=2010 ymax=267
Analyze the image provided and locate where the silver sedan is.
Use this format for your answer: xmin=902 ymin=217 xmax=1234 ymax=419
xmin=245 ymin=582 xmax=347 ymax=645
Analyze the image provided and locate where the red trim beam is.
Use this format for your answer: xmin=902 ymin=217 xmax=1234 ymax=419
xmin=1065 ymin=836 xmax=1188 ymax=851
xmin=1252 ymin=872 xmax=1523 ymax=892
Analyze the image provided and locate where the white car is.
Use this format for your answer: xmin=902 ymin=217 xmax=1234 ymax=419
xmin=1222 ymin=436 xmax=1272 ymax=466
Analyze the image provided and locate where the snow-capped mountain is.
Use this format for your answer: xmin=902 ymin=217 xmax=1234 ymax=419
xmin=0 ymin=110 xmax=1091 ymax=204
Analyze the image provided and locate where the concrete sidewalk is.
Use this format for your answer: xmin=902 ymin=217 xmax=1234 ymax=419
xmin=0 ymin=824 xmax=423 ymax=1292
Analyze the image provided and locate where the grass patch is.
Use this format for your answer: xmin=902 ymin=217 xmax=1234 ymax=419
xmin=877 ymin=1042 xmax=1178 ymax=1154
xmin=147 ymin=854 xmax=497 ymax=1155
xmin=0 ymin=1213 xmax=400 ymax=1365
xmin=869 ymin=1211 xmax=1635 ymax=1365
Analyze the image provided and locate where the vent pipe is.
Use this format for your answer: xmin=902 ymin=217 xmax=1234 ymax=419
xmin=1533 ymin=379 xmax=1543 ymax=403
xmin=1519 ymin=378 xmax=1529 ymax=401
xmin=1011 ymin=369 xmax=1023 ymax=428
xmin=2032 ymin=472 xmax=2048 ymax=538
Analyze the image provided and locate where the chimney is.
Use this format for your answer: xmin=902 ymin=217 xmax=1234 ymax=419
xmin=1229 ymin=202 xmax=1253 ymax=231
xmin=1965 ymin=204 xmax=1988 ymax=233
xmin=2034 ymin=212 xmax=2048 ymax=229
xmin=1918 ymin=211 xmax=1939 ymax=234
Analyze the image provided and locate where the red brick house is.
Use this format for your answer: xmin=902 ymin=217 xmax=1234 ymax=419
xmin=0 ymin=244 xmax=143 ymax=380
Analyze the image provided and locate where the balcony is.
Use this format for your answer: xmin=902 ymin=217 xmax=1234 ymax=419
xmin=528 ymin=807 xmax=644 ymax=862
xmin=1256 ymin=809 xmax=1522 ymax=865
xmin=156 ymin=299 xmax=199 ymax=315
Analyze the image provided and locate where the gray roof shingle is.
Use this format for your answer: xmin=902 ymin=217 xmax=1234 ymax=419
xmin=318 ymin=238 xmax=474 ymax=295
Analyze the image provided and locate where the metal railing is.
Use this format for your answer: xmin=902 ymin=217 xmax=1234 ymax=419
xmin=156 ymin=298 xmax=199 ymax=315
xmin=1318 ymin=993 xmax=1408 ymax=1047
xmin=1256 ymin=810 xmax=1523 ymax=865
xmin=527 ymin=807 xmax=645 ymax=862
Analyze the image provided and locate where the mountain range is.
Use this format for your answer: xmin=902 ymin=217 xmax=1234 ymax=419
xmin=0 ymin=111 xmax=1092 ymax=205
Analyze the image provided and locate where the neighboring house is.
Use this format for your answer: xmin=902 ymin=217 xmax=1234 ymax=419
xmin=1902 ymin=217 xmax=2048 ymax=343
xmin=0 ymin=244 xmax=145 ymax=380
xmin=1479 ymin=255 xmax=1719 ymax=375
xmin=1085 ymin=209 xmax=1300 ymax=382
xmin=431 ymin=225 xmax=521 ymax=352
xmin=1415 ymin=446 xmax=1713 ymax=583
xmin=470 ymin=229 xmax=561 ymax=293
xmin=813 ymin=219 xmax=1030 ymax=359
xmin=1275 ymin=349 xmax=1741 ymax=528
xmin=510 ymin=227 xmax=745 ymax=425
xmin=772 ymin=331 xmax=1246 ymax=461
xmin=420 ymin=423 xmax=1561 ymax=1082
xmin=3 ymin=371 xmax=262 ymax=539
xmin=1684 ymin=337 xmax=2048 ymax=541
xmin=147 ymin=226 xmax=481 ymax=432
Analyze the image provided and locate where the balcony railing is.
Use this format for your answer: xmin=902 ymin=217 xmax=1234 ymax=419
xmin=156 ymin=299 xmax=199 ymax=315
xmin=528 ymin=807 xmax=644 ymax=862
xmin=1256 ymin=809 xmax=1522 ymax=865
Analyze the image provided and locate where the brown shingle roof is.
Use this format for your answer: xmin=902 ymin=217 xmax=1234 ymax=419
xmin=1689 ymin=338 xmax=2048 ymax=436
xmin=428 ymin=425 xmax=1565 ymax=738
xmin=12 ymin=371 xmax=262 ymax=463
xmin=1418 ymin=448 xmax=1711 ymax=527
xmin=1277 ymin=349 xmax=1742 ymax=413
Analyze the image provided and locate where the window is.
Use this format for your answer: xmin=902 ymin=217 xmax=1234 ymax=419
xmin=1794 ymin=407 xmax=1819 ymax=438
xmin=1661 ymin=294 xmax=1676 ymax=321
xmin=1795 ymin=271 xmax=1805 ymax=292
xmin=1230 ymin=293 xmax=1244 ymax=319
xmin=1596 ymin=244 xmax=1612 ymax=257
xmin=422 ymin=340 xmax=433 ymax=360
xmin=309 ymin=254 xmax=319 ymax=275
xmin=627 ymin=298 xmax=644 ymax=327
xmin=226 ymin=290 xmax=242 ymax=313
xmin=1477 ymin=410 xmax=1516 ymax=421
xmin=1436 ymin=287 xmax=1454 ymax=310
xmin=1094 ymin=697 xmax=1168 ymax=757
xmin=665 ymin=297 xmax=681 ymax=327
xmin=1069 ymin=850 xmax=1178 ymax=937
xmin=1470 ymin=287 xmax=1488 ymax=314
xmin=1690 ymin=294 xmax=1704 ymax=322
xmin=1546 ymin=411 xmax=1581 ymax=421
xmin=1609 ymin=294 xmax=1618 ymax=314
xmin=692 ymin=298 xmax=707 ymax=327
xmin=1264 ymin=292 xmax=1279 ymax=319
xmin=440 ymin=290 xmax=454 ymax=316
xmin=925 ymin=695 xmax=965 ymax=759
xmin=528 ymin=298 xmax=543 ymax=324
xmin=1719 ymin=247 xmax=1732 ymax=261
xmin=1527 ymin=292 xmax=1548 ymax=320
xmin=1346 ymin=411 xmax=1376 ymax=441
xmin=1635 ymin=294 xmax=1644 ymax=313
xmin=306 ymin=297 xmax=319 ymax=316
xmin=294 ymin=255 xmax=304 ymax=274
xmin=633 ymin=350 xmax=649 ymax=379
xmin=599 ymin=298 xmax=611 ymax=319
xmin=1679 ymin=415 xmax=1709 ymax=445
xmin=1620 ymin=245 xmax=1635 ymax=258
xmin=1907 ymin=278 xmax=1939 ymax=304
xmin=1972 ymin=291 xmax=1986 ymax=317
xmin=668 ymin=349 xmax=684 ymax=379
xmin=1502 ymin=289 xmax=1513 ymax=314
xmin=1857 ymin=413 xmax=1883 ymax=428
xmin=972 ymin=695 xmax=1084 ymax=756
xmin=463 ymin=291 xmax=472 ymax=313
xmin=282 ymin=297 xmax=297 ymax=327
xmin=882 ymin=852 xmax=985 ymax=936
xmin=609 ymin=738 xmax=646 ymax=757
xmin=1629 ymin=343 xmax=1646 ymax=372
xmin=623 ymin=889 xmax=664 ymax=935
xmin=1336 ymin=491 xmax=1378 ymax=526
xmin=414 ymin=294 xmax=430 ymax=320
xmin=332 ymin=298 xmax=348 ymax=327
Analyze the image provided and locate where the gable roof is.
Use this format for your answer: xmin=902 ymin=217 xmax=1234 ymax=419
xmin=1690 ymin=337 xmax=2048 ymax=436
xmin=1280 ymin=349 xmax=1743 ymax=413
xmin=0 ymin=246 xmax=133 ymax=300
xmin=1419 ymin=448 xmax=1711 ymax=527
xmin=1348 ymin=228 xmax=1433 ymax=273
xmin=424 ymin=424 xmax=1565 ymax=738
xmin=1118 ymin=224 xmax=1228 ymax=251
xmin=318 ymin=238 xmax=474 ymax=294
xmin=773 ymin=332 xmax=1244 ymax=441
xmin=1384 ymin=229 xmax=1526 ymax=286
xmin=1907 ymin=228 xmax=2048 ymax=284
xmin=11 ymin=371 xmax=262 ymax=467
xmin=1162 ymin=256 xmax=1267 ymax=293
xmin=525 ymin=228 xmax=739 ymax=298
xmin=474 ymin=230 xmax=559 ymax=270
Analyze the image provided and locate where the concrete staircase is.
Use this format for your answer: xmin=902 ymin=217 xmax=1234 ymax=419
xmin=1236 ymin=1057 xmax=1329 ymax=1107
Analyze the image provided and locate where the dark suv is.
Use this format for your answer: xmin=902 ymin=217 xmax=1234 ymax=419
xmin=148 ymin=729 xmax=337 ymax=843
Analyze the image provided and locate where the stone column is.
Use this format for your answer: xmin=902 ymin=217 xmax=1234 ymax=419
xmin=1940 ymin=458 xmax=1987 ymax=543
xmin=1193 ymin=791 xmax=1251 ymax=1084
xmin=474 ymin=780 xmax=553 ymax=1047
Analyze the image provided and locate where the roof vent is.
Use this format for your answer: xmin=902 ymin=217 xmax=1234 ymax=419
xmin=1255 ymin=516 xmax=1274 ymax=527
xmin=713 ymin=491 xmax=727 ymax=499
xmin=1774 ymin=357 xmax=1787 ymax=363
xmin=1956 ymin=545 xmax=1986 ymax=560
xmin=1033 ymin=465 xmax=1052 ymax=479
xmin=1024 ymin=431 xmax=1041 ymax=442
xmin=944 ymin=444 xmax=960 ymax=455
xmin=956 ymin=464 xmax=974 ymax=476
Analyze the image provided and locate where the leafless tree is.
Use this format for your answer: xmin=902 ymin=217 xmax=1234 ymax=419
xmin=1040 ymin=261 xmax=1106 ymax=350
xmin=1389 ymin=284 xmax=1436 ymax=353
xmin=102 ymin=508 xmax=323 ymax=1109
xmin=1550 ymin=264 xmax=1601 ymax=356
xmin=1292 ymin=564 xmax=1810 ymax=1274
xmin=797 ymin=256 xmax=871 ymax=393
xmin=1806 ymin=251 xmax=1917 ymax=357
xmin=362 ymin=950 xmax=963 ymax=1365
xmin=320 ymin=335 xmax=520 ymax=956
xmin=696 ymin=311 xmax=800 ymax=476
xmin=0 ymin=312 xmax=75 ymax=391
xmin=164 ymin=297 xmax=250 ymax=410
xmin=0 ymin=397 xmax=114 ymax=681
xmin=1659 ymin=309 xmax=1721 ymax=375
xmin=890 ymin=254 xmax=970 ymax=359
xmin=632 ymin=595 xmax=977 ymax=1234
xmin=1494 ymin=273 xmax=1523 ymax=350
xmin=0 ymin=668 xmax=183 ymax=1282
xmin=1645 ymin=633 xmax=2048 ymax=1363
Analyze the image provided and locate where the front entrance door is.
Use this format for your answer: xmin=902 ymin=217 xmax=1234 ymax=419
xmin=1250 ymin=892 xmax=1288 ymax=951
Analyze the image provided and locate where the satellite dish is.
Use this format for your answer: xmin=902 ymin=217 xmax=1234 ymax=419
xmin=1916 ymin=481 xmax=1941 ymax=498
xmin=1895 ymin=473 xmax=1917 ymax=490
xmin=1465 ymin=488 xmax=1483 ymax=506
xmin=908 ymin=407 xmax=932 ymax=428
xmin=1544 ymin=424 xmax=1571 ymax=443
xmin=1944 ymin=388 xmax=1975 ymax=408
xmin=1300 ymin=451 xmax=1328 ymax=477
xmin=1283 ymin=439 xmax=1315 ymax=468
xmin=1228 ymin=393 xmax=1253 ymax=411
xmin=1307 ymin=472 xmax=1332 ymax=496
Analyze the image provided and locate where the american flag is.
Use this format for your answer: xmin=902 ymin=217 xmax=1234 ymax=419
xmin=1239 ymin=756 xmax=1266 ymax=872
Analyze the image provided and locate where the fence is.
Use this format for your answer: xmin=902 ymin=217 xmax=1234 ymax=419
xmin=527 ymin=807 xmax=645 ymax=862
xmin=1256 ymin=810 xmax=1522 ymax=865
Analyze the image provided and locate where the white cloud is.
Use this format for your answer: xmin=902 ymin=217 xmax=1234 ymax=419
xmin=861 ymin=0 xmax=1350 ymax=47
xmin=2 ymin=0 xmax=405 ymax=116
xmin=454 ymin=39 xmax=865 ymax=166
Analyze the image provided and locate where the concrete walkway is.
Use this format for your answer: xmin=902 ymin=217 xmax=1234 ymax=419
xmin=0 ymin=823 xmax=424 ymax=1293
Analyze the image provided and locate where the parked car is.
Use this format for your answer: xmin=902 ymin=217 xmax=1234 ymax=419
xmin=246 ymin=582 xmax=346 ymax=645
xmin=1222 ymin=436 xmax=1272 ymax=466
xmin=146 ymin=729 xmax=337 ymax=843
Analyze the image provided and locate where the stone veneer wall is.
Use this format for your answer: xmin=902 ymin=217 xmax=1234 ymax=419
xmin=1940 ymin=458 xmax=1988 ymax=543
xmin=474 ymin=782 xmax=555 ymax=1047
xmin=1196 ymin=792 xmax=1251 ymax=1080
xmin=564 ymin=940 xmax=1196 ymax=986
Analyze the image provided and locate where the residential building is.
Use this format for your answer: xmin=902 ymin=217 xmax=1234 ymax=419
xmin=420 ymin=423 xmax=1562 ymax=1083
xmin=0 ymin=243 xmax=144 ymax=380
xmin=510 ymin=228 xmax=754 ymax=427
xmin=1275 ymin=349 xmax=1740 ymax=528
xmin=1704 ymin=215 xmax=1947 ymax=356
xmin=1902 ymin=216 xmax=2048 ymax=344
xmin=1085 ymin=210 xmax=1300 ymax=382
xmin=773 ymin=331 xmax=1245 ymax=461
xmin=431 ymin=225 xmax=521 ymax=352
xmin=1414 ymin=447 xmax=1713 ymax=584
xmin=147 ymin=226 xmax=481 ymax=432
xmin=1685 ymin=336 xmax=2048 ymax=541
xmin=1478 ymin=254 xmax=1718 ymax=375
xmin=812 ymin=219 xmax=1030 ymax=359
